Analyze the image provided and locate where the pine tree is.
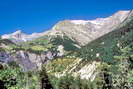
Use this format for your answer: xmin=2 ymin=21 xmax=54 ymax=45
xmin=40 ymin=65 xmax=53 ymax=89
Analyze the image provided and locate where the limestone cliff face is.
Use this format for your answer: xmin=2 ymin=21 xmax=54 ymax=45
xmin=0 ymin=50 xmax=54 ymax=71
xmin=53 ymin=59 xmax=100 ymax=81
xmin=0 ymin=44 xmax=65 ymax=71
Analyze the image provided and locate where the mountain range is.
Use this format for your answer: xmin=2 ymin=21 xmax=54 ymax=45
xmin=2 ymin=10 xmax=133 ymax=46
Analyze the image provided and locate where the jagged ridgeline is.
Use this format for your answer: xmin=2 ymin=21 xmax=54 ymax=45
xmin=77 ymin=16 xmax=133 ymax=63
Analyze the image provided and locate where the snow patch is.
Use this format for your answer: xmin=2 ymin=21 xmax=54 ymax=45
xmin=71 ymin=20 xmax=89 ymax=25
xmin=71 ymin=18 xmax=108 ymax=26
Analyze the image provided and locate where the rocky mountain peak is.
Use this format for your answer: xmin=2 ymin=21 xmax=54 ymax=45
xmin=12 ymin=30 xmax=22 ymax=34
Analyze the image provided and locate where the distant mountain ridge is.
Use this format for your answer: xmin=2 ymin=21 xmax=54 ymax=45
xmin=2 ymin=30 xmax=47 ymax=42
xmin=2 ymin=10 xmax=133 ymax=45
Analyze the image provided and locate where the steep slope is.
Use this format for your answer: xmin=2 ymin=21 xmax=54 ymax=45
xmin=77 ymin=12 xmax=133 ymax=62
xmin=45 ymin=58 xmax=100 ymax=81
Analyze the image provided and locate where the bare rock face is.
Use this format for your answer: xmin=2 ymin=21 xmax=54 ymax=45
xmin=57 ymin=45 xmax=64 ymax=56
xmin=0 ymin=50 xmax=53 ymax=71
xmin=0 ymin=52 xmax=12 ymax=63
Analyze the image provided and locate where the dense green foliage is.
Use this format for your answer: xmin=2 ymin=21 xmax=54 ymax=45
xmin=49 ymin=74 xmax=98 ymax=89
xmin=97 ymin=43 xmax=133 ymax=89
xmin=51 ymin=36 xmax=79 ymax=51
xmin=78 ymin=16 xmax=133 ymax=63
xmin=0 ymin=63 xmax=39 ymax=89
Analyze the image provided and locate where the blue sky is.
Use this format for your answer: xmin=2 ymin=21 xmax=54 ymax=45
xmin=0 ymin=0 xmax=133 ymax=35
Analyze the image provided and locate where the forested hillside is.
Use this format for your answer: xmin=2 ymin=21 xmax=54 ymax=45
xmin=78 ymin=16 xmax=133 ymax=63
